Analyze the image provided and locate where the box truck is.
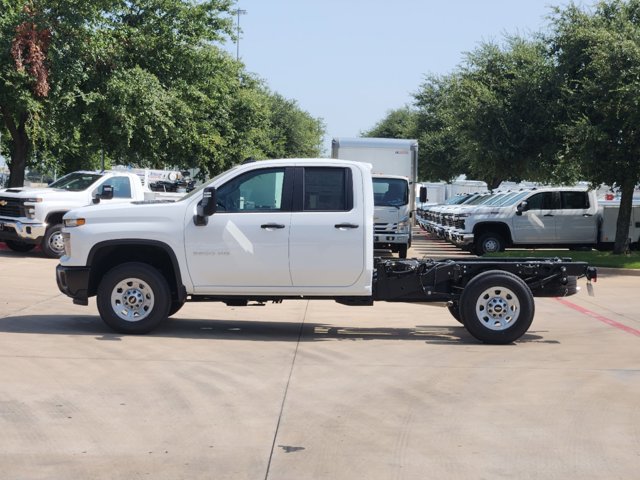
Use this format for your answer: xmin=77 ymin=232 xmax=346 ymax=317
xmin=332 ymin=137 xmax=418 ymax=258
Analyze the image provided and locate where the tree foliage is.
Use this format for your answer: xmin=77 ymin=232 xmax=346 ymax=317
xmin=0 ymin=0 xmax=325 ymax=187
xmin=550 ymin=0 xmax=640 ymax=253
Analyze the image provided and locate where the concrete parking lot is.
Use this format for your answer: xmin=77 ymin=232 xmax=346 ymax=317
xmin=0 ymin=235 xmax=639 ymax=480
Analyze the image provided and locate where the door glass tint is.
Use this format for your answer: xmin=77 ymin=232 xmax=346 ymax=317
xmin=561 ymin=191 xmax=589 ymax=209
xmin=526 ymin=192 xmax=555 ymax=210
xmin=304 ymin=168 xmax=349 ymax=211
xmin=217 ymin=168 xmax=285 ymax=212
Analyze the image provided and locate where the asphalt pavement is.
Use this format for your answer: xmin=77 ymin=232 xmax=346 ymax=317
xmin=0 ymin=233 xmax=638 ymax=480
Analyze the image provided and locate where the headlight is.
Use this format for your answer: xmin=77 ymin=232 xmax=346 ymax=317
xmin=25 ymin=197 xmax=43 ymax=203
xmin=64 ymin=218 xmax=86 ymax=227
xmin=397 ymin=217 xmax=411 ymax=233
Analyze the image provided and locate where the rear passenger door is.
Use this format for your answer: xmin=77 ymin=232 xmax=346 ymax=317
xmin=288 ymin=166 xmax=366 ymax=287
xmin=554 ymin=191 xmax=598 ymax=243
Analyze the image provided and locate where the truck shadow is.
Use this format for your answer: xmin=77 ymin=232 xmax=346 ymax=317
xmin=0 ymin=314 xmax=554 ymax=344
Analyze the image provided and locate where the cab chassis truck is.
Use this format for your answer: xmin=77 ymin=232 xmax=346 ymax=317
xmin=56 ymin=159 xmax=597 ymax=344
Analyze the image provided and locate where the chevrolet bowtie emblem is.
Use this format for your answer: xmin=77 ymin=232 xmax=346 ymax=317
xmin=0 ymin=200 xmax=7 ymax=207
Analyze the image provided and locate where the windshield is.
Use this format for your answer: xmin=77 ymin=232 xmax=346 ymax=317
xmin=495 ymin=191 xmax=530 ymax=206
xmin=48 ymin=172 xmax=104 ymax=191
xmin=373 ymin=178 xmax=409 ymax=207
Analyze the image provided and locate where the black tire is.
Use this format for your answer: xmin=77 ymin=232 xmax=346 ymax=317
xmin=97 ymin=262 xmax=170 ymax=334
xmin=42 ymin=223 xmax=65 ymax=258
xmin=531 ymin=276 xmax=577 ymax=297
xmin=459 ymin=270 xmax=535 ymax=344
xmin=447 ymin=302 xmax=464 ymax=324
xmin=397 ymin=244 xmax=408 ymax=259
xmin=5 ymin=240 xmax=36 ymax=252
xmin=168 ymin=299 xmax=185 ymax=317
xmin=475 ymin=232 xmax=505 ymax=255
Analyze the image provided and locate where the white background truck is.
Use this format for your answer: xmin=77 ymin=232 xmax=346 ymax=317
xmin=443 ymin=187 xmax=640 ymax=254
xmin=0 ymin=169 xmax=181 ymax=257
xmin=332 ymin=137 xmax=418 ymax=258
xmin=56 ymin=158 xmax=596 ymax=344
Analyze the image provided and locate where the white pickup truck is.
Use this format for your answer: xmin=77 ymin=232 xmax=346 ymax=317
xmin=445 ymin=187 xmax=640 ymax=254
xmin=56 ymin=159 xmax=596 ymax=344
xmin=0 ymin=170 xmax=181 ymax=257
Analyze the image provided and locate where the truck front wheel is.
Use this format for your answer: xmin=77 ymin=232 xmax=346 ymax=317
xmin=42 ymin=223 xmax=65 ymax=258
xmin=459 ymin=270 xmax=534 ymax=344
xmin=97 ymin=262 xmax=170 ymax=334
xmin=397 ymin=244 xmax=408 ymax=258
xmin=475 ymin=232 xmax=505 ymax=255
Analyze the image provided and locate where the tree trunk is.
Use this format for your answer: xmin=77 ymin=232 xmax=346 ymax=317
xmin=612 ymin=176 xmax=636 ymax=255
xmin=1 ymin=108 xmax=29 ymax=188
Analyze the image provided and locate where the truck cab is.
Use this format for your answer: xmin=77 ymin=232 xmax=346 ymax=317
xmin=0 ymin=171 xmax=148 ymax=257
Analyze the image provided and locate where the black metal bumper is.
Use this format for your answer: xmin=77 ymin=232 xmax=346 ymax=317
xmin=56 ymin=265 xmax=91 ymax=305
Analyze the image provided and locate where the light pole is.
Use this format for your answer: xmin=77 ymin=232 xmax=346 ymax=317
xmin=236 ymin=8 xmax=247 ymax=61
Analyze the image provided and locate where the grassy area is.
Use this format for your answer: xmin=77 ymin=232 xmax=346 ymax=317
xmin=486 ymin=249 xmax=640 ymax=269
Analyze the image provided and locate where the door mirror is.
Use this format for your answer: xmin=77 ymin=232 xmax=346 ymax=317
xmin=92 ymin=184 xmax=114 ymax=204
xmin=516 ymin=201 xmax=528 ymax=216
xmin=419 ymin=186 xmax=427 ymax=203
xmin=194 ymin=186 xmax=217 ymax=225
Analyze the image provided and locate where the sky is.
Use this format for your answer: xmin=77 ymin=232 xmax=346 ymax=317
xmin=223 ymin=0 xmax=577 ymax=154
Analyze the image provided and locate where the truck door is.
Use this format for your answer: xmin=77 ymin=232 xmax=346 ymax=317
xmin=94 ymin=176 xmax=136 ymax=204
xmin=184 ymin=167 xmax=294 ymax=289
xmin=554 ymin=191 xmax=598 ymax=243
xmin=512 ymin=191 xmax=557 ymax=243
xmin=289 ymin=166 xmax=366 ymax=287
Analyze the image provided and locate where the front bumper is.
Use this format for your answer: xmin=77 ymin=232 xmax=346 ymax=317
xmin=374 ymin=232 xmax=410 ymax=246
xmin=56 ymin=265 xmax=91 ymax=305
xmin=450 ymin=231 xmax=475 ymax=247
xmin=0 ymin=218 xmax=46 ymax=243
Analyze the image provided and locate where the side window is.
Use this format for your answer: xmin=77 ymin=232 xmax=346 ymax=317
xmin=561 ymin=191 xmax=589 ymax=209
xmin=108 ymin=176 xmax=132 ymax=198
xmin=303 ymin=167 xmax=352 ymax=211
xmin=217 ymin=168 xmax=285 ymax=212
xmin=526 ymin=192 xmax=555 ymax=210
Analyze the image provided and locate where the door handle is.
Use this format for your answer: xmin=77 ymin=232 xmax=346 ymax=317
xmin=335 ymin=223 xmax=359 ymax=229
xmin=543 ymin=214 xmax=554 ymax=217
xmin=583 ymin=214 xmax=593 ymax=217
xmin=261 ymin=223 xmax=285 ymax=229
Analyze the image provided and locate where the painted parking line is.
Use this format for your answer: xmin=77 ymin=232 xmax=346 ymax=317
xmin=555 ymin=297 xmax=640 ymax=337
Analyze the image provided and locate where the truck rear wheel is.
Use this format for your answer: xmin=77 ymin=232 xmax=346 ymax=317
xmin=5 ymin=240 xmax=36 ymax=253
xmin=97 ymin=262 xmax=170 ymax=334
xmin=42 ymin=223 xmax=65 ymax=258
xmin=459 ymin=270 xmax=534 ymax=344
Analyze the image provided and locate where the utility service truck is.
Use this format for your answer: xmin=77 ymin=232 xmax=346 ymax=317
xmin=332 ymin=137 xmax=418 ymax=258
xmin=56 ymin=158 xmax=596 ymax=345
xmin=0 ymin=169 xmax=183 ymax=257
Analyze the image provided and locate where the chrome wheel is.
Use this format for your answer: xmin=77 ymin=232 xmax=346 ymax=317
xmin=47 ymin=230 xmax=65 ymax=256
xmin=475 ymin=286 xmax=520 ymax=331
xmin=110 ymin=277 xmax=155 ymax=322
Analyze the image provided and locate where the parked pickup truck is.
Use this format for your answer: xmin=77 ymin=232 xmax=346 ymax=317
xmin=0 ymin=169 xmax=182 ymax=257
xmin=56 ymin=159 xmax=596 ymax=344
xmin=445 ymin=187 xmax=640 ymax=255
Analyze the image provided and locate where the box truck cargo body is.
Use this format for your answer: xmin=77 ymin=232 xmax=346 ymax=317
xmin=332 ymin=137 xmax=418 ymax=258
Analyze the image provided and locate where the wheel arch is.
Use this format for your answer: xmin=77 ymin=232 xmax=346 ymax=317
xmin=45 ymin=211 xmax=68 ymax=226
xmin=473 ymin=222 xmax=513 ymax=245
xmin=86 ymin=240 xmax=186 ymax=304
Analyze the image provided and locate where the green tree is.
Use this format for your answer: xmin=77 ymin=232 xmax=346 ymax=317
xmin=261 ymin=92 xmax=326 ymax=159
xmin=413 ymin=74 xmax=467 ymax=182
xmin=550 ymin=0 xmax=640 ymax=254
xmin=363 ymin=106 xmax=417 ymax=140
xmin=454 ymin=37 xmax=561 ymax=189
